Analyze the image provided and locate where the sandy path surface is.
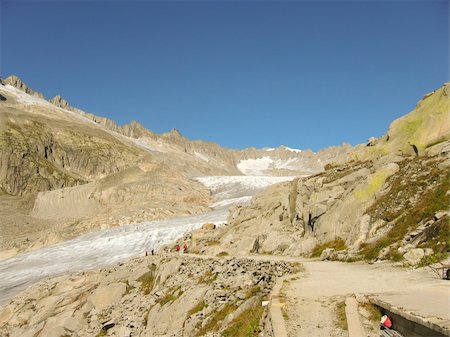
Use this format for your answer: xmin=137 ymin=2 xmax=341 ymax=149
xmin=282 ymin=260 xmax=449 ymax=337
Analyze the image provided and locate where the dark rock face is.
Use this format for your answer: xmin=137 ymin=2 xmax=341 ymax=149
xmin=0 ymin=94 xmax=6 ymax=101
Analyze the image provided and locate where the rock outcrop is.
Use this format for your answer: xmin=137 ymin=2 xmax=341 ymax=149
xmin=49 ymin=95 xmax=72 ymax=110
xmin=4 ymin=75 xmax=45 ymax=99
xmin=212 ymin=152 xmax=449 ymax=263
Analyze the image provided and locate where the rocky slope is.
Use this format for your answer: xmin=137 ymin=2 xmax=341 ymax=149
xmin=191 ymin=83 xmax=450 ymax=266
xmin=0 ymin=254 xmax=297 ymax=337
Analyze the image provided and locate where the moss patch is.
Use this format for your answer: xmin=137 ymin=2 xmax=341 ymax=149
xmin=361 ymin=164 xmax=449 ymax=261
xmin=311 ymin=238 xmax=347 ymax=258
xmin=198 ymin=270 xmax=217 ymax=284
xmin=354 ymin=169 xmax=392 ymax=202
xmin=187 ymin=301 xmax=207 ymax=317
xmin=195 ymin=303 xmax=238 ymax=336
xmin=335 ymin=301 xmax=348 ymax=331
xmin=137 ymin=271 xmax=155 ymax=295
xmin=222 ymin=303 xmax=263 ymax=337
xmin=360 ymin=302 xmax=382 ymax=323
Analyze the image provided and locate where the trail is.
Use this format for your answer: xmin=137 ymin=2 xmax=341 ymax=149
xmin=281 ymin=260 xmax=449 ymax=337
xmin=183 ymin=253 xmax=449 ymax=336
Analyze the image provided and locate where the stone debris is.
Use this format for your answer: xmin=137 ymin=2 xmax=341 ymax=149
xmin=0 ymin=255 xmax=296 ymax=337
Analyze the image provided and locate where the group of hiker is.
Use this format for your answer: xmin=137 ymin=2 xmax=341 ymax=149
xmin=175 ymin=243 xmax=188 ymax=253
xmin=145 ymin=243 xmax=188 ymax=256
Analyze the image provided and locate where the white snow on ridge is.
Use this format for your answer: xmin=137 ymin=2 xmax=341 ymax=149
xmin=283 ymin=146 xmax=302 ymax=153
xmin=237 ymin=155 xmax=309 ymax=175
xmin=0 ymin=84 xmax=53 ymax=107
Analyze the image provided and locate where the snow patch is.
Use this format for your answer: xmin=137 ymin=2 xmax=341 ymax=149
xmin=283 ymin=146 xmax=302 ymax=153
xmin=194 ymin=151 xmax=209 ymax=162
xmin=273 ymin=158 xmax=299 ymax=170
xmin=237 ymin=157 xmax=273 ymax=175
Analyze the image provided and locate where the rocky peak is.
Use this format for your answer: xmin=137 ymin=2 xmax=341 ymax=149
xmin=49 ymin=95 xmax=72 ymax=110
xmin=4 ymin=75 xmax=45 ymax=99
xmin=166 ymin=128 xmax=183 ymax=137
xmin=120 ymin=120 xmax=155 ymax=139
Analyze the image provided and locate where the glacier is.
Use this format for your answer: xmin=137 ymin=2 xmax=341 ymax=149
xmin=0 ymin=175 xmax=293 ymax=305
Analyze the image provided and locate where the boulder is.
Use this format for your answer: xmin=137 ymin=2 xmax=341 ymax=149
xmin=88 ymin=282 xmax=126 ymax=311
xmin=320 ymin=248 xmax=336 ymax=261
xmin=434 ymin=211 xmax=448 ymax=221
xmin=202 ymin=223 xmax=216 ymax=230
xmin=403 ymin=248 xmax=425 ymax=266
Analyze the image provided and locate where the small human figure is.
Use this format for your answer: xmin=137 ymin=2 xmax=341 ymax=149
xmin=183 ymin=244 xmax=188 ymax=253
xmin=176 ymin=244 xmax=181 ymax=252
xmin=380 ymin=315 xmax=392 ymax=329
xmin=145 ymin=251 xmax=148 ymax=256
xmin=151 ymin=249 xmax=155 ymax=255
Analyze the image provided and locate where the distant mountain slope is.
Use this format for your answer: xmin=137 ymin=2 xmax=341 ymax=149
xmin=0 ymin=75 xmax=352 ymax=255
xmin=0 ymin=74 xmax=354 ymax=197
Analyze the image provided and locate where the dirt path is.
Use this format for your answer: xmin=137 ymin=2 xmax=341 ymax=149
xmin=281 ymin=260 xmax=449 ymax=337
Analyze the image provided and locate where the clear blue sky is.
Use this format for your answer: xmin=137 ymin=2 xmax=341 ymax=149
xmin=1 ymin=0 xmax=448 ymax=151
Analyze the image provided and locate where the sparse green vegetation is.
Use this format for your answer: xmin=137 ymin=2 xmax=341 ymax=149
xmin=354 ymin=168 xmax=392 ymax=202
xmin=158 ymin=292 xmax=177 ymax=306
xmin=311 ymin=238 xmax=347 ymax=258
xmin=198 ymin=270 xmax=217 ymax=284
xmin=418 ymin=216 xmax=450 ymax=262
xmin=279 ymin=280 xmax=289 ymax=320
xmin=335 ymin=301 xmax=348 ymax=331
xmin=246 ymin=286 xmax=261 ymax=299
xmin=157 ymin=286 xmax=184 ymax=306
xmin=360 ymin=302 xmax=382 ymax=323
xmin=137 ymin=271 xmax=155 ymax=295
xmin=123 ymin=280 xmax=134 ymax=295
xmin=222 ymin=304 xmax=264 ymax=337
xmin=195 ymin=303 xmax=238 ymax=336
xmin=187 ymin=301 xmax=207 ymax=317
xmin=418 ymin=252 xmax=449 ymax=267
xmin=361 ymin=162 xmax=449 ymax=261
xmin=217 ymin=251 xmax=229 ymax=257
xmin=95 ymin=329 xmax=107 ymax=337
